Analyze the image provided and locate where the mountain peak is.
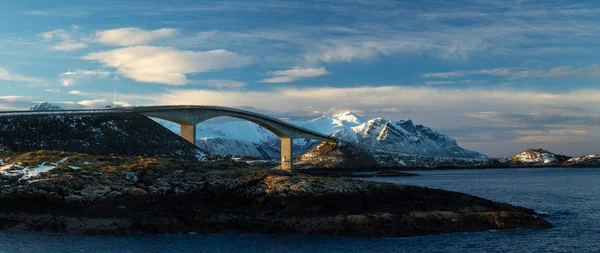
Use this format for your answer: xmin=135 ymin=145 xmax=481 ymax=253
xmin=28 ymin=102 xmax=62 ymax=111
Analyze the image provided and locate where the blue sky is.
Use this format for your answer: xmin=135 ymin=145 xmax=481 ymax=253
xmin=1 ymin=0 xmax=600 ymax=157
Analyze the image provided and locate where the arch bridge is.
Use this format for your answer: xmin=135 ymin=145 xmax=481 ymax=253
xmin=0 ymin=105 xmax=337 ymax=171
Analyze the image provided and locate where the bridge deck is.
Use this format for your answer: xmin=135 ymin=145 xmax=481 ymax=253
xmin=0 ymin=105 xmax=337 ymax=143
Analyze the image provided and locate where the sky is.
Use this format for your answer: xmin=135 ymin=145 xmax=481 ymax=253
xmin=1 ymin=0 xmax=600 ymax=157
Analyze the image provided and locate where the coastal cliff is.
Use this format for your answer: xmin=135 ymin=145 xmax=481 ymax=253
xmin=0 ymin=151 xmax=551 ymax=237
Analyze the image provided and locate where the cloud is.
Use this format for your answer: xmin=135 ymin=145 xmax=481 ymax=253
xmin=68 ymin=90 xmax=81 ymax=95
xmin=44 ymin=89 xmax=61 ymax=93
xmin=424 ymin=80 xmax=456 ymax=85
xmin=83 ymin=46 xmax=253 ymax=85
xmin=0 ymin=96 xmax=39 ymax=110
xmin=76 ymin=99 xmax=108 ymax=107
xmin=0 ymin=96 xmax=26 ymax=101
xmin=423 ymin=65 xmax=600 ymax=80
xmin=59 ymin=69 xmax=111 ymax=86
xmin=465 ymin=111 xmax=600 ymax=126
xmin=95 ymin=27 xmax=180 ymax=46
xmin=422 ymin=71 xmax=465 ymax=78
xmin=260 ymin=67 xmax=329 ymax=83
xmin=0 ymin=67 xmax=43 ymax=82
xmin=148 ymin=86 xmax=600 ymax=116
xmin=38 ymin=28 xmax=87 ymax=51
xmin=52 ymin=42 xmax=87 ymax=51
xmin=475 ymin=68 xmax=511 ymax=76
xmin=191 ymin=79 xmax=247 ymax=88
xmin=76 ymin=99 xmax=130 ymax=108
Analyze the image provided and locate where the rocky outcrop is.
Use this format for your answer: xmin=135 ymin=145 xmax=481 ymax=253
xmin=296 ymin=142 xmax=492 ymax=170
xmin=0 ymin=113 xmax=206 ymax=161
xmin=563 ymin=154 xmax=600 ymax=167
xmin=0 ymin=151 xmax=551 ymax=237
xmin=508 ymin=149 xmax=572 ymax=167
xmin=295 ymin=142 xmax=380 ymax=170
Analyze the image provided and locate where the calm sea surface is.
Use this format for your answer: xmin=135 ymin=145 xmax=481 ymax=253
xmin=1 ymin=168 xmax=599 ymax=253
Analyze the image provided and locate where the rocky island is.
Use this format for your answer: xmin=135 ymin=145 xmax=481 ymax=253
xmin=0 ymin=150 xmax=551 ymax=237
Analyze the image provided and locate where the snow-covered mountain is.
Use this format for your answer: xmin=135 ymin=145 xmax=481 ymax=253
xmin=153 ymin=111 xmax=485 ymax=159
xmin=333 ymin=118 xmax=485 ymax=158
xmin=29 ymin=102 xmax=62 ymax=111
xmin=507 ymin=149 xmax=572 ymax=167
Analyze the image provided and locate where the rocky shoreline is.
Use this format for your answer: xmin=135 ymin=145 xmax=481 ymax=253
xmin=0 ymin=151 xmax=551 ymax=237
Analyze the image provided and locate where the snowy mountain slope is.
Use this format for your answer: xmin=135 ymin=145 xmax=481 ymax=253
xmin=333 ymin=118 xmax=486 ymax=158
xmin=153 ymin=111 xmax=485 ymax=159
xmin=196 ymin=137 xmax=279 ymax=159
xmin=300 ymin=111 xmax=367 ymax=135
xmin=564 ymin=154 xmax=600 ymax=167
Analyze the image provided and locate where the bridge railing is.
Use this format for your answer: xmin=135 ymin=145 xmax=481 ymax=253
xmin=0 ymin=109 xmax=119 ymax=116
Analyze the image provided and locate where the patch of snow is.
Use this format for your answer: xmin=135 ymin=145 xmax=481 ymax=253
xmin=18 ymin=162 xmax=56 ymax=181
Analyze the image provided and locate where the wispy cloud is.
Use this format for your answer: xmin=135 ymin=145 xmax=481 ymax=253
xmin=0 ymin=66 xmax=43 ymax=83
xmin=190 ymin=79 xmax=247 ymax=88
xmin=38 ymin=28 xmax=88 ymax=51
xmin=59 ymin=69 xmax=111 ymax=86
xmin=424 ymin=80 xmax=456 ymax=85
xmin=423 ymin=65 xmax=600 ymax=80
xmin=260 ymin=67 xmax=329 ymax=83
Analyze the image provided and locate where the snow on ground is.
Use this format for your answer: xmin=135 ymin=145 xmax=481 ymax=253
xmin=567 ymin=154 xmax=600 ymax=163
xmin=0 ymin=157 xmax=74 ymax=182
xmin=18 ymin=162 xmax=56 ymax=181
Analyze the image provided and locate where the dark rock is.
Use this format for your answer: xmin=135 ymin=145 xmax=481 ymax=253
xmin=295 ymin=141 xmax=380 ymax=170
xmin=0 ymin=113 xmax=206 ymax=160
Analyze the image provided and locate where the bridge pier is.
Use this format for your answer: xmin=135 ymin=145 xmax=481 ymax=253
xmin=180 ymin=123 xmax=196 ymax=144
xmin=281 ymin=137 xmax=293 ymax=171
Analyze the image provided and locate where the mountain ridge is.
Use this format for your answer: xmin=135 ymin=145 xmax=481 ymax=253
xmin=154 ymin=110 xmax=485 ymax=159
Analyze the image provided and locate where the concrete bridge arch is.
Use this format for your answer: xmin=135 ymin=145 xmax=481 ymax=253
xmin=128 ymin=106 xmax=336 ymax=171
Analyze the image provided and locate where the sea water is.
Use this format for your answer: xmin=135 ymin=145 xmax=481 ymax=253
xmin=1 ymin=168 xmax=598 ymax=253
